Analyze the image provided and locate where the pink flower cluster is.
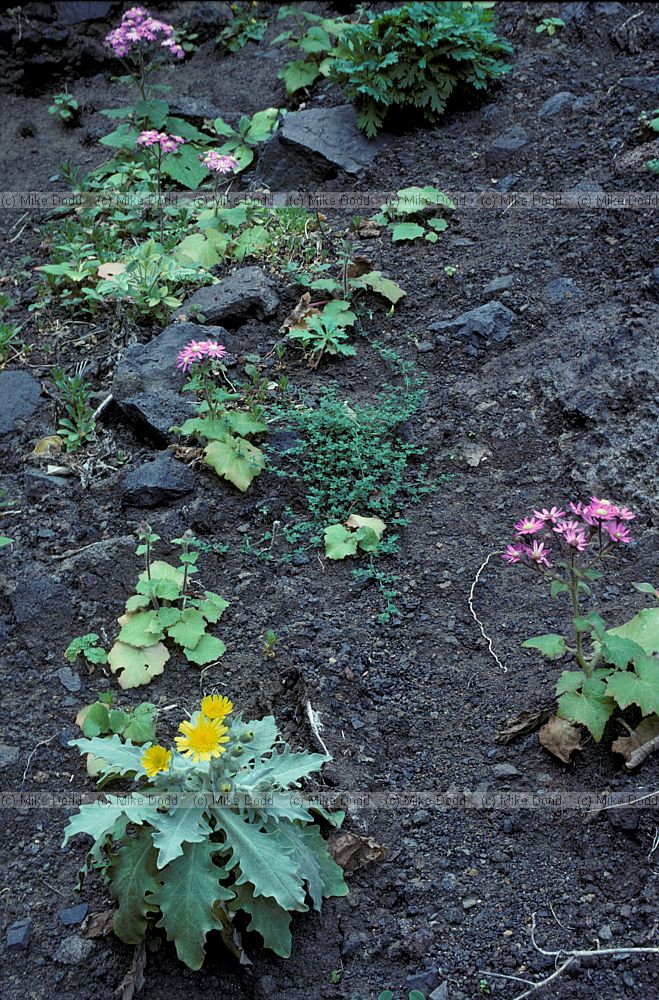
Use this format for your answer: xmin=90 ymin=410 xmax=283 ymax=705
xmin=199 ymin=151 xmax=239 ymax=175
xmin=137 ymin=130 xmax=185 ymax=154
xmin=502 ymin=497 xmax=634 ymax=569
xmin=106 ymin=6 xmax=184 ymax=60
xmin=176 ymin=340 xmax=227 ymax=373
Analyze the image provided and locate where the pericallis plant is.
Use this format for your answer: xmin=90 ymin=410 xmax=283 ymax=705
xmin=79 ymin=524 xmax=229 ymax=688
xmin=63 ymin=695 xmax=347 ymax=968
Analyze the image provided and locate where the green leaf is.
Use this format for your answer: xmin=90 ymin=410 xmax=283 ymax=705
xmin=324 ymin=524 xmax=359 ymax=560
xmin=224 ymin=411 xmax=267 ymax=437
xmin=550 ymin=580 xmax=570 ymax=598
xmin=229 ymin=882 xmax=293 ymax=957
xmin=427 ymin=217 xmax=449 ymax=232
xmin=522 ymin=634 xmax=566 ymax=660
xmin=607 ymin=608 xmax=659 ymax=655
xmin=151 ymin=795 xmax=213 ymax=868
xmin=176 ymin=229 xmax=228 ymax=269
xmin=390 ymin=222 xmax=426 ymax=242
xmin=556 ymin=670 xmax=585 ymax=695
xmin=109 ymin=827 xmax=162 ymax=945
xmin=299 ymin=26 xmax=332 ymax=53
xmin=81 ymin=702 xmax=110 ymax=737
xmin=280 ymin=59 xmax=322 ymax=94
xmin=573 ymin=612 xmax=605 ymax=638
xmin=557 ymin=689 xmax=616 ymax=742
xmin=107 ymin=641 xmax=170 ymax=689
xmin=123 ymin=704 xmax=157 ymax=744
xmin=606 ymin=655 xmax=659 ymax=716
xmin=212 ymin=116 xmax=237 ymax=138
xmin=150 ymin=841 xmax=233 ymax=970
xmin=100 ymin=124 xmax=139 ymax=149
xmin=203 ymin=436 xmax=265 ymax=492
xmin=167 ymin=608 xmax=207 ymax=650
xmin=268 ymin=746 xmax=329 ymax=788
xmin=0 ymin=536 xmax=13 ymax=548
xmin=194 ymin=591 xmax=229 ymax=624
xmin=184 ymin=634 xmax=226 ymax=665
xmin=395 ymin=185 xmax=455 ymax=214
xmin=244 ymin=107 xmax=280 ymax=144
xmin=108 ymin=709 xmax=131 ymax=734
xmin=632 ymin=581 xmax=658 ymax=596
xmin=600 ymin=633 xmax=646 ymax=671
xmin=213 ymin=809 xmax=307 ymax=911
xmin=355 ymin=270 xmax=406 ymax=304
xmin=162 ymin=145 xmax=208 ymax=191
xmin=117 ymin=611 xmax=165 ymax=648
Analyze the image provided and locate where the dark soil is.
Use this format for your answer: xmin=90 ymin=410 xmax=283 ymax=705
xmin=1 ymin=3 xmax=658 ymax=1000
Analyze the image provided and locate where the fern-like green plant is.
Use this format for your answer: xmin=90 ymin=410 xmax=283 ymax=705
xmin=329 ymin=2 xmax=513 ymax=136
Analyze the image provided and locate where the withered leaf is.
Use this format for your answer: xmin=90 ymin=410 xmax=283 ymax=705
xmin=346 ymin=255 xmax=374 ymax=279
xmin=495 ymin=708 xmax=553 ymax=744
xmin=539 ymin=715 xmax=582 ymax=763
xmin=98 ymin=262 xmax=127 ymax=280
xmin=329 ymin=831 xmax=386 ymax=872
xmin=354 ymin=220 xmax=383 ymax=238
xmin=115 ymin=940 xmax=146 ymax=1000
xmin=279 ymin=292 xmax=320 ymax=335
xmin=84 ymin=909 xmax=114 ymax=939
xmin=612 ymin=714 xmax=659 ymax=769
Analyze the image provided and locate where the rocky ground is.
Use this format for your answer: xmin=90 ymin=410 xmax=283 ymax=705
xmin=0 ymin=3 xmax=658 ymax=1000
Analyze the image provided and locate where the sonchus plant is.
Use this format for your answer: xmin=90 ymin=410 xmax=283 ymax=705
xmin=63 ymin=696 xmax=347 ymax=968
xmin=104 ymin=525 xmax=229 ymax=688
xmin=502 ymin=498 xmax=659 ymax=752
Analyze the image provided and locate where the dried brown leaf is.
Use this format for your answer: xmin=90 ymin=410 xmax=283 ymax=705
xmin=329 ymin=831 xmax=386 ymax=872
xmin=84 ymin=909 xmax=114 ymax=939
xmin=31 ymin=435 xmax=63 ymax=459
xmin=346 ymin=255 xmax=374 ymax=279
xmin=98 ymin=262 xmax=127 ymax=280
xmin=116 ymin=940 xmax=146 ymax=1000
xmin=495 ymin=708 xmax=553 ymax=744
xmin=279 ymin=292 xmax=320 ymax=335
xmin=354 ymin=220 xmax=383 ymax=238
xmin=539 ymin=714 xmax=582 ymax=764
xmin=612 ymin=714 xmax=659 ymax=768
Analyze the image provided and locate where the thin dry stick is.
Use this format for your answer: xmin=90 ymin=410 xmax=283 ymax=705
xmin=481 ymin=912 xmax=659 ymax=999
xmin=21 ymin=734 xmax=57 ymax=787
xmin=306 ymin=700 xmax=330 ymax=757
xmin=468 ymin=550 xmax=507 ymax=672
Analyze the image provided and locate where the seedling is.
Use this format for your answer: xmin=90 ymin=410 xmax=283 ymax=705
xmin=49 ymin=92 xmax=80 ymax=125
xmin=51 ymin=366 xmax=96 ymax=452
xmin=536 ymin=17 xmax=565 ymax=36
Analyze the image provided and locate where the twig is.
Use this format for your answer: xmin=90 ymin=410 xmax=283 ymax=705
xmin=626 ymin=734 xmax=659 ymax=770
xmin=648 ymin=827 xmax=659 ymax=860
xmin=305 ymin=700 xmax=330 ymax=757
xmin=483 ymin=912 xmax=659 ymax=999
xmin=468 ymin=551 xmax=507 ymax=672
xmin=21 ymin=734 xmax=57 ymax=787
xmin=92 ymin=393 xmax=114 ymax=422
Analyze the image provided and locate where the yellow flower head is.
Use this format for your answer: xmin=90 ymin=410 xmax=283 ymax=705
xmin=175 ymin=714 xmax=230 ymax=763
xmin=201 ymin=694 xmax=233 ymax=721
xmin=141 ymin=744 xmax=172 ymax=778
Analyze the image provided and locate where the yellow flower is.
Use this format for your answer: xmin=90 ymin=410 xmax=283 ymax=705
xmin=175 ymin=715 xmax=230 ymax=763
xmin=200 ymin=694 xmax=233 ymax=721
xmin=141 ymin=744 xmax=172 ymax=778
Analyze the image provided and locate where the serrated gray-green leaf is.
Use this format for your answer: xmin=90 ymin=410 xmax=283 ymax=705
xmin=151 ymin=795 xmax=213 ymax=869
xmin=269 ymin=746 xmax=330 ymax=788
xmin=601 ymin=633 xmax=646 ymax=671
xmin=213 ymin=809 xmax=307 ymax=911
xmin=606 ymin=655 xmax=659 ymax=716
xmin=62 ymin=800 xmax=128 ymax=848
xmin=150 ymin=841 xmax=233 ymax=969
xmin=69 ymin=735 xmax=146 ymax=779
xmin=275 ymin=822 xmax=348 ymax=910
xmin=109 ymin=828 xmax=161 ymax=945
xmin=230 ymin=882 xmax=294 ymax=957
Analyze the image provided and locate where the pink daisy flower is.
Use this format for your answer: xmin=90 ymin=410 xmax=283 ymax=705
xmin=584 ymin=497 xmax=620 ymax=521
xmin=514 ymin=516 xmax=544 ymax=536
xmin=606 ymin=522 xmax=632 ymax=544
xmin=199 ymin=151 xmax=239 ymax=175
xmin=501 ymin=544 xmax=524 ymax=565
xmin=527 ymin=541 xmax=552 ymax=568
xmin=533 ymin=506 xmax=566 ymax=524
xmin=616 ymin=506 xmax=636 ymax=521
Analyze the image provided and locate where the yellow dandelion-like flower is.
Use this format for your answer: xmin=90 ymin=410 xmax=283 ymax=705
xmin=200 ymin=694 xmax=233 ymax=721
xmin=175 ymin=715 xmax=230 ymax=763
xmin=141 ymin=744 xmax=172 ymax=778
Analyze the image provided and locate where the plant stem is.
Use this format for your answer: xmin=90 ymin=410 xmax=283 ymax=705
xmin=569 ymin=564 xmax=589 ymax=674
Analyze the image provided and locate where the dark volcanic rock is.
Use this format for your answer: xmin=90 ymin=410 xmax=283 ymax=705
xmin=121 ymin=453 xmax=196 ymax=507
xmin=55 ymin=2 xmax=112 ymax=25
xmin=255 ymin=106 xmax=389 ymax=188
xmin=7 ymin=918 xmax=31 ymax=951
xmin=431 ymin=301 xmax=516 ymax=344
xmin=175 ymin=268 xmax=279 ymax=325
xmin=112 ymin=322 xmax=232 ymax=443
xmin=0 ymin=370 xmax=45 ymax=434
xmin=485 ymin=126 xmax=529 ymax=162
xmin=10 ymin=578 xmax=73 ymax=627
